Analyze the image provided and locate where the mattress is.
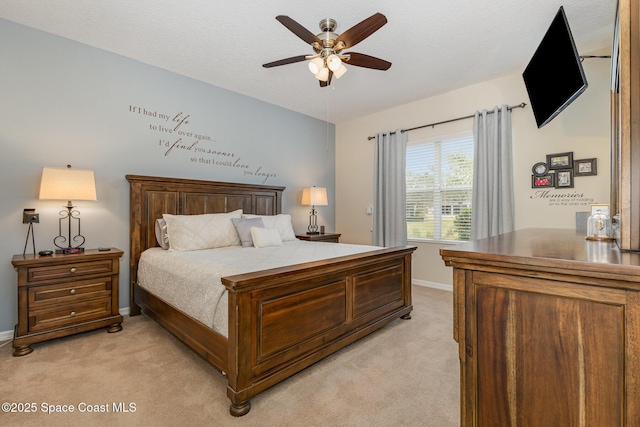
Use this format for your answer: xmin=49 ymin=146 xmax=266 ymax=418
xmin=137 ymin=240 xmax=381 ymax=337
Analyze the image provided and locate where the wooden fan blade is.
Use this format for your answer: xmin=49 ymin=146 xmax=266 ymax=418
xmin=320 ymin=71 xmax=333 ymax=87
xmin=345 ymin=52 xmax=392 ymax=70
xmin=263 ymin=55 xmax=308 ymax=68
xmin=335 ymin=13 xmax=387 ymax=49
xmin=276 ymin=15 xmax=322 ymax=45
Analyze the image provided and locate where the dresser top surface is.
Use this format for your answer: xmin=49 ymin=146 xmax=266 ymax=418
xmin=12 ymin=248 xmax=124 ymax=267
xmin=440 ymin=228 xmax=640 ymax=275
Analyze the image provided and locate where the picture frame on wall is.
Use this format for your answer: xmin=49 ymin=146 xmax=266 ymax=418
xmin=532 ymin=174 xmax=555 ymax=188
xmin=532 ymin=162 xmax=549 ymax=176
xmin=573 ymin=158 xmax=597 ymax=176
xmin=555 ymin=169 xmax=574 ymax=188
xmin=547 ymin=152 xmax=574 ymax=170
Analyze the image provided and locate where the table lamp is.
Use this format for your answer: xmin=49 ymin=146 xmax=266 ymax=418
xmin=301 ymin=187 xmax=328 ymax=235
xmin=39 ymin=165 xmax=97 ymax=254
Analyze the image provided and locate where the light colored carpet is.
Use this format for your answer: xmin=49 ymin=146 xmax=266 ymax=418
xmin=0 ymin=286 xmax=459 ymax=426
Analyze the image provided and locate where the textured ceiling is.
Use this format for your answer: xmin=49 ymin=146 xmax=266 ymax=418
xmin=0 ymin=0 xmax=617 ymax=123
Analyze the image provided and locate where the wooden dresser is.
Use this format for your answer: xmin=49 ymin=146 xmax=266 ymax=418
xmin=11 ymin=248 xmax=124 ymax=357
xmin=440 ymin=228 xmax=640 ymax=426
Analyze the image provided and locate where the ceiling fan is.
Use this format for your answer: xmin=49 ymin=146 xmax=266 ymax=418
xmin=262 ymin=13 xmax=392 ymax=87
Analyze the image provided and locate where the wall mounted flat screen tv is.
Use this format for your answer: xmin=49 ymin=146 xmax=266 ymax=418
xmin=523 ymin=6 xmax=588 ymax=128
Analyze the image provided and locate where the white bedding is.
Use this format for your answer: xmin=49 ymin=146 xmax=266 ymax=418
xmin=137 ymin=240 xmax=381 ymax=337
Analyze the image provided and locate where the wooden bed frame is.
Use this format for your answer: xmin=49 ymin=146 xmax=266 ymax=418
xmin=126 ymin=174 xmax=416 ymax=416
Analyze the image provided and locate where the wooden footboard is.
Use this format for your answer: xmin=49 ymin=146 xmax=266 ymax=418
xmin=222 ymin=245 xmax=415 ymax=416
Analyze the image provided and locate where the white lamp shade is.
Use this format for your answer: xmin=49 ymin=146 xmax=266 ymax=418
xmin=314 ymin=67 xmax=330 ymax=82
xmin=308 ymin=57 xmax=324 ymax=75
xmin=301 ymin=187 xmax=328 ymax=206
xmin=327 ymin=54 xmax=342 ymax=71
xmin=39 ymin=167 xmax=97 ymax=201
xmin=333 ymin=63 xmax=348 ymax=79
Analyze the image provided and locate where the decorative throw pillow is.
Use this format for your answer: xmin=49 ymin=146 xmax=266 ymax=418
xmin=154 ymin=218 xmax=170 ymax=250
xmin=242 ymin=214 xmax=296 ymax=241
xmin=231 ymin=217 xmax=265 ymax=247
xmin=162 ymin=209 xmax=242 ymax=251
xmin=251 ymin=226 xmax=283 ymax=248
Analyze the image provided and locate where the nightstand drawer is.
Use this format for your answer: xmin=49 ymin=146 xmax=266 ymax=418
xmin=28 ymin=278 xmax=112 ymax=308
xmin=28 ymin=298 xmax=112 ymax=332
xmin=27 ymin=260 xmax=114 ymax=283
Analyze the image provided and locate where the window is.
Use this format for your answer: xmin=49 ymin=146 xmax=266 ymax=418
xmin=406 ymin=131 xmax=473 ymax=241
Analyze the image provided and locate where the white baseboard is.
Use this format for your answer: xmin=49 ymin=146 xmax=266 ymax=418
xmin=413 ymin=279 xmax=453 ymax=292
xmin=0 ymin=329 xmax=12 ymax=342
xmin=0 ymin=307 xmax=132 ymax=344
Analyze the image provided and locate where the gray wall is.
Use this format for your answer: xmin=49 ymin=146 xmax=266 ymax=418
xmin=0 ymin=19 xmax=336 ymax=334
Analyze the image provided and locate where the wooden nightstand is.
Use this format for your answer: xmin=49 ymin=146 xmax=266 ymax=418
xmin=296 ymin=233 xmax=341 ymax=243
xmin=11 ymin=248 xmax=124 ymax=357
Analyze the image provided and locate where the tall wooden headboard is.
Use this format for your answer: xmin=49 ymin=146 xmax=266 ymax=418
xmin=125 ymin=174 xmax=285 ymax=313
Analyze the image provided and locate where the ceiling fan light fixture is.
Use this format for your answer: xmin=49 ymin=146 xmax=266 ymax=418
xmin=315 ymin=67 xmax=330 ymax=82
xmin=308 ymin=57 xmax=324 ymax=75
xmin=333 ymin=63 xmax=348 ymax=79
xmin=327 ymin=54 xmax=342 ymax=71
xmin=264 ymin=13 xmax=391 ymax=87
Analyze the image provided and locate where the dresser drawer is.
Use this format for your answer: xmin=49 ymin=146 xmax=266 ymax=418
xmin=27 ymin=260 xmax=114 ymax=283
xmin=28 ymin=298 xmax=112 ymax=332
xmin=28 ymin=278 xmax=112 ymax=308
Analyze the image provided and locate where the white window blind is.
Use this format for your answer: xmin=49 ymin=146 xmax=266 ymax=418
xmin=406 ymin=131 xmax=473 ymax=241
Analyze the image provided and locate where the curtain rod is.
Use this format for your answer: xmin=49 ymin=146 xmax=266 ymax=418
xmin=367 ymin=102 xmax=527 ymax=140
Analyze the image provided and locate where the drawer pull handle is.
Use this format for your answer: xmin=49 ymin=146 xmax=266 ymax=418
xmin=70 ymin=289 xmax=76 ymax=295
xmin=70 ymin=268 xmax=77 ymax=273
xmin=70 ymin=311 xmax=76 ymax=317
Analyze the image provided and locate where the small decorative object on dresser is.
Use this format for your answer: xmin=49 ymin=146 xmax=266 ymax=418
xmin=586 ymin=208 xmax=614 ymax=241
xmin=22 ymin=208 xmax=39 ymax=256
xmin=11 ymin=248 xmax=124 ymax=357
xmin=296 ymin=232 xmax=341 ymax=243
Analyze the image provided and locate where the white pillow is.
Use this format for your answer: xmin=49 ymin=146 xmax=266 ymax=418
xmin=251 ymin=227 xmax=282 ymax=248
xmin=231 ymin=217 xmax=264 ymax=247
xmin=242 ymin=214 xmax=296 ymax=241
xmin=163 ymin=209 xmax=242 ymax=251
xmin=154 ymin=218 xmax=170 ymax=250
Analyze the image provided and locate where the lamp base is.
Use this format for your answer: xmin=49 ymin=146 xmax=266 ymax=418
xmin=306 ymin=232 xmax=320 ymax=235
xmin=57 ymin=247 xmax=85 ymax=255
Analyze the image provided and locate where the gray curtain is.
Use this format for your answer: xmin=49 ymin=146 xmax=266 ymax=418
xmin=373 ymin=129 xmax=408 ymax=247
xmin=471 ymin=105 xmax=514 ymax=240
